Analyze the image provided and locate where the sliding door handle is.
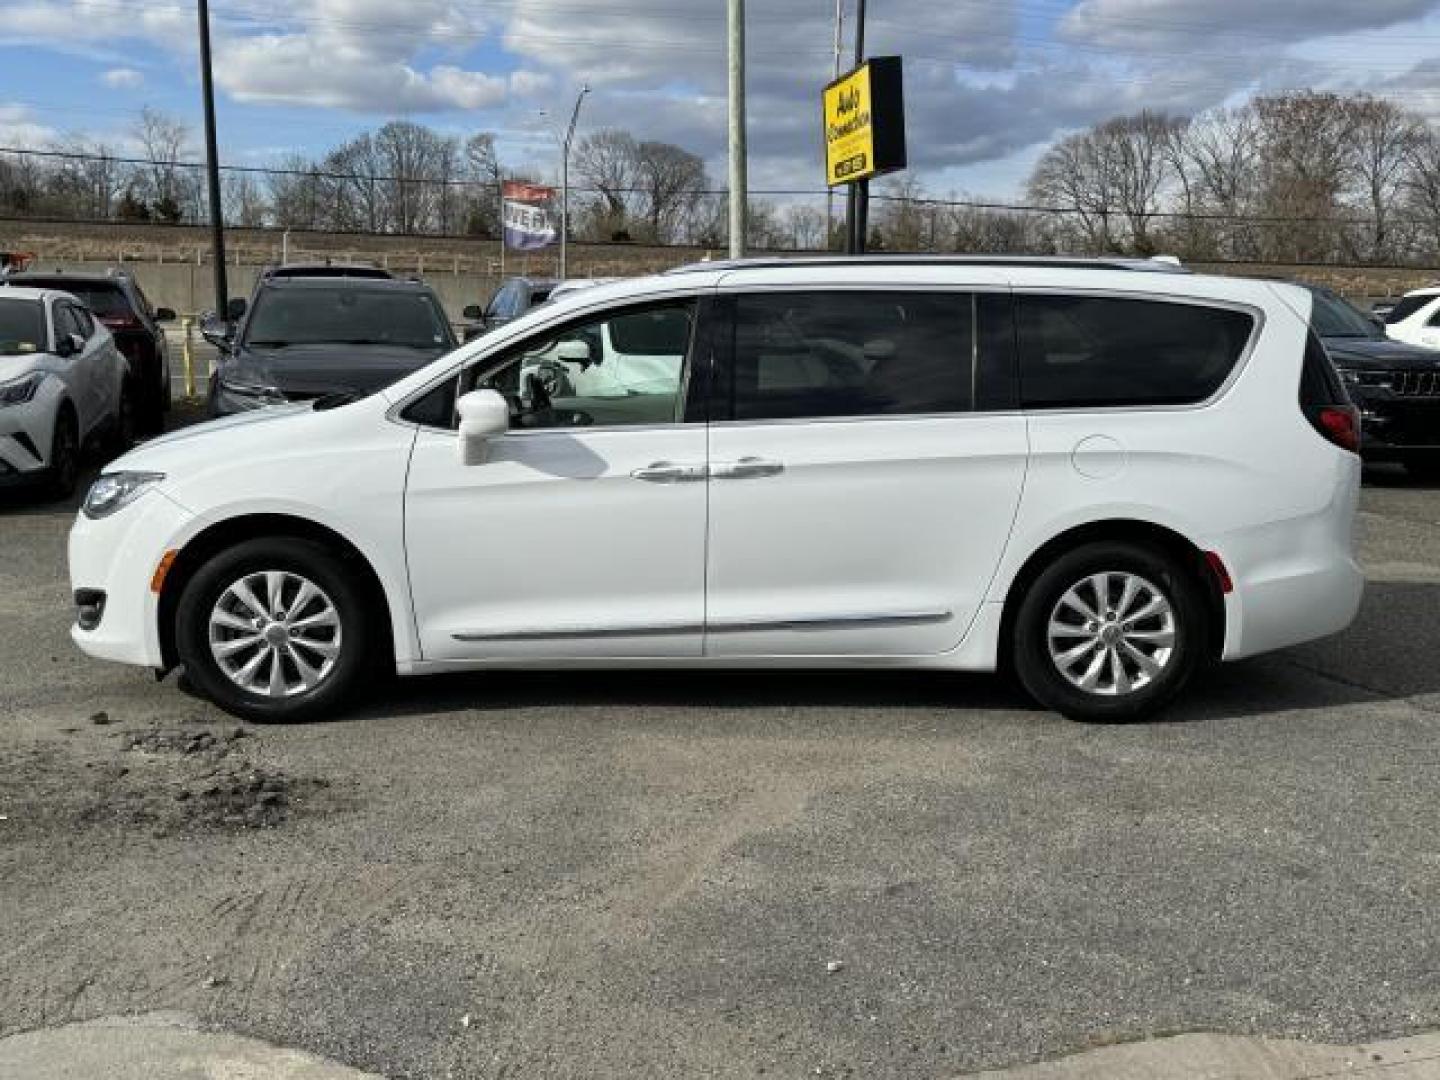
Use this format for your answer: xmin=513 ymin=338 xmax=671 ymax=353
xmin=711 ymin=457 xmax=784 ymax=480
xmin=631 ymin=461 xmax=706 ymax=484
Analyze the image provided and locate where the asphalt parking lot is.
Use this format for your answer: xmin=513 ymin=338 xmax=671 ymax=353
xmin=3 ymin=421 xmax=1440 ymax=1079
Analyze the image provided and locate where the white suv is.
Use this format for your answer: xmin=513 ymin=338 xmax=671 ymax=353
xmin=69 ymin=258 xmax=1364 ymax=723
xmin=1 ymin=286 xmax=131 ymax=498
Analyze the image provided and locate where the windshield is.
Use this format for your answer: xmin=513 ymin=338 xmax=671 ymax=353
xmin=244 ymin=288 xmax=453 ymax=350
xmin=1309 ymin=289 xmax=1379 ymax=339
xmin=18 ymin=282 xmax=131 ymax=320
xmin=1385 ymin=293 xmax=1437 ymax=324
xmin=0 ymin=298 xmax=46 ymax=356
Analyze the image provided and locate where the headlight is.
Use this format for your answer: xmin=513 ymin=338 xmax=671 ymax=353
xmin=0 ymin=372 xmax=44 ymax=407
xmin=218 ymin=377 xmax=287 ymax=409
xmin=82 ymin=472 xmax=166 ymax=520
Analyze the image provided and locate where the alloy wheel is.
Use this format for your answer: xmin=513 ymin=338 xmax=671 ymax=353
xmin=1046 ymin=571 xmax=1177 ymax=697
xmin=208 ymin=570 xmax=343 ymax=698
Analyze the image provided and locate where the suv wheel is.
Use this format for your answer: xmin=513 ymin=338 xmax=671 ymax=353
xmin=175 ymin=538 xmax=373 ymax=722
xmin=1012 ymin=541 xmax=1207 ymax=723
xmin=43 ymin=408 xmax=80 ymax=501
xmin=106 ymin=381 xmax=136 ymax=460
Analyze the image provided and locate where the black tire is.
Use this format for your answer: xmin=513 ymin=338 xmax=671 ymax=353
xmin=42 ymin=406 xmax=81 ymax=501
xmin=1404 ymin=455 xmax=1440 ymax=483
xmin=175 ymin=537 xmax=375 ymax=722
xmin=136 ymin=367 xmax=166 ymax=435
xmin=1011 ymin=541 xmax=1208 ymax=723
xmin=104 ymin=381 xmax=136 ymax=461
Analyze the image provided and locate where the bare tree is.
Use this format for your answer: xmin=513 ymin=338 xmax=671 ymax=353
xmin=133 ymin=107 xmax=197 ymax=222
xmin=1253 ymin=91 xmax=1357 ymax=261
xmin=631 ymin=140 xmax=706 ymax=243
xmin=1348 ymin=95 xmax=1424 ymax=261
xmin=783 ymin=202 xmax=827 ymax=250
xmin=573 ymin=129 xmax=638 ymax=239
xmin=1028 ymin=126 xmax=1123 ymax=252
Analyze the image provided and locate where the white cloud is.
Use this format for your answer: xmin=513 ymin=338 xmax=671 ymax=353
xmin=1060 ymin=0 xmax=1440 ymax=50
xmin=212 ymin=0 xmax=509 ymax=112
xmin=0 ymin=104 xmax=59 ymax=147
xmin=508 ymin=69 xmax=553 ymax=98
xmin=101 ymin=68 xmax=144 ymax=90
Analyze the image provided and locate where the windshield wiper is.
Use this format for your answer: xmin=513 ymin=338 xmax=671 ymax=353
xmin=313 ymin=389 xmax=367 ymax=411
xmin=248 ymin=340 xmax=295 ymax=348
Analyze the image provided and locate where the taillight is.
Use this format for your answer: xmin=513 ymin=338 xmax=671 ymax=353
xmin=1317 ymin=405 xmax=1360 ymax=454
xmin=1299 ymin=330 xmax=1360 ymax=455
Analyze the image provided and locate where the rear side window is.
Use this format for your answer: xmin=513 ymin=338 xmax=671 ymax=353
xmin=730 ymin=291 xmax=974 ymax=421
xmin=22 ymin=281 xmax=131 ymax=320
xmin=1016 ymin=295 xmax=1254 ymax=409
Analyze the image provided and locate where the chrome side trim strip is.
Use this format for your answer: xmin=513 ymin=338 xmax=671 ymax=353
xmin=707 ymin=610 xmax=953 ymax=633
xmin=451 ymin=609 xmax=952 ymax=642
xmin=454 ymin=620 xmax=702 ymax=642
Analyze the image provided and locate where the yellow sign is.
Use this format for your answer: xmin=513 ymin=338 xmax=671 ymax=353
xmin=824 ymin=65 xmax=875 ymax=186
xmin=822 ymin=57 xmax=906 ymax=187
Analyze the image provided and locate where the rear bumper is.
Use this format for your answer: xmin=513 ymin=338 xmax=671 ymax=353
xmin=1218 ymin=454 xmax=1364 ymax=660
xmin=1354 ymin=392 xmax=1440 ymax=457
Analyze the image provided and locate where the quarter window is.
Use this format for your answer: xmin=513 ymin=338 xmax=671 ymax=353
xmin=1016 ymin=295 xmax=1253 ymax=410
xmin=729 ymin=291 xmax=975 ymax=421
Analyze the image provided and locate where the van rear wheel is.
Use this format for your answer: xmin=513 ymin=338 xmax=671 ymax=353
xmin=175 ymin=537 xmax=372 ymax=722
xmin=1012 ymin=541 xmax=1207 ymax=723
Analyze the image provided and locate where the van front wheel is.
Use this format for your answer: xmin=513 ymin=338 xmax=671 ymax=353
xmin=1012 ymin=541 xmax=1207 ymax=723
xmin=175 ymin=537 xmax=372 ymax=722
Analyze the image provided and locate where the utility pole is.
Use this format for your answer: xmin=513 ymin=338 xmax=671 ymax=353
xmin=559 ymin=84 xmax=589 ymax=281
xmin=846 ymin=0 xmax=868 ymax=255
xmin=197 ymin=0 xmax=228 ymax=314
xmin=727 ymin=0 xmax=747 ymax=259
xmin=828 ymin=0 xmax=844 ymax=251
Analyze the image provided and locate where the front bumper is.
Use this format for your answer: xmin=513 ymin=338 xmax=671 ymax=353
xmin=69 ymin=488 xmax=194 ymax=668
xmin=1351 ymin=389 xmax=1440 ymax=458
xmin=0 ymin=384 xmax=61 ymax=481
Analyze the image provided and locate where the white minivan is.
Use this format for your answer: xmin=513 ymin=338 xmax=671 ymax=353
xmin=69 ymin=258 xmax=1364 ymax=723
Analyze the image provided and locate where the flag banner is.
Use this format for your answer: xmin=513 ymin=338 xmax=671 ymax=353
xmin=502 ymin=182 xmax=558 ymax=251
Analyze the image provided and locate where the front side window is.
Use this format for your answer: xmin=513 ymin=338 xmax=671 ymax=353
xmin=0 ymin=299 xmax=45 ymax=356
xmin=1016 ymin=294 xmax=1254 ymax=410
xmin=244 ymin=287 xmax=453 ymax=350
xmin=406 ymin=300 xmax=697 ymax=430
xmin=729 ymin=291 xmax=975 ymax=421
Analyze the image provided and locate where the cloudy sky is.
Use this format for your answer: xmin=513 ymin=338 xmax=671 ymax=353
xmin=3 ymin=0 xmax=1440 ymax=199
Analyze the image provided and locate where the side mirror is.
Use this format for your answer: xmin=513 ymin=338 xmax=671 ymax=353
xmin=155 ymin=307 xmax=177 ymax=322
xmin=225 ymin=297 xmax=248 ymax=322
xmin=1370 ymin=313 xmax=1388 ymax=331
xmin=456 ymin=388 xmax=510 ymax=466
xmin=462 ymin=304 xmax=484 ymax=320
xmin=57 ymin=333 xmax=85 ymax=358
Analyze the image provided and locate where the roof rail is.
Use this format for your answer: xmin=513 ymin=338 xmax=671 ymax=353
xmin=664 ymin=254 xmax=1190 ymax=276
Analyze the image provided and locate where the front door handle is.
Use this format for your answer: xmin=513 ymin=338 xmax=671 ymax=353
xmin=711 ymin=457 xmax=785 ymax=480
xmin=631 ymin=461 xmax=706 ymax=484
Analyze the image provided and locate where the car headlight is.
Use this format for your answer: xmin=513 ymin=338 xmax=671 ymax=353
xmin=218 ymin=377 xmax=288 ymax=409
xmin=0 ymin=372 xmax=45 ymax=407
xmin=82 ymin=471 xmax=166 ymax=520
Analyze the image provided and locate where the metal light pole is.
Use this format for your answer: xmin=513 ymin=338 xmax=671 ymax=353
xmin=828 ymin=0 xmax=844 ymax=250
xmin=559 ymin=84 xmax=589 ymax=281
xmin=846 ymin=0 xmax=868 ymax=255
xmin=197 ymin=0 xmax=228 ymax=313
xmin=727 ymin=0 xmax=747 ymax=259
